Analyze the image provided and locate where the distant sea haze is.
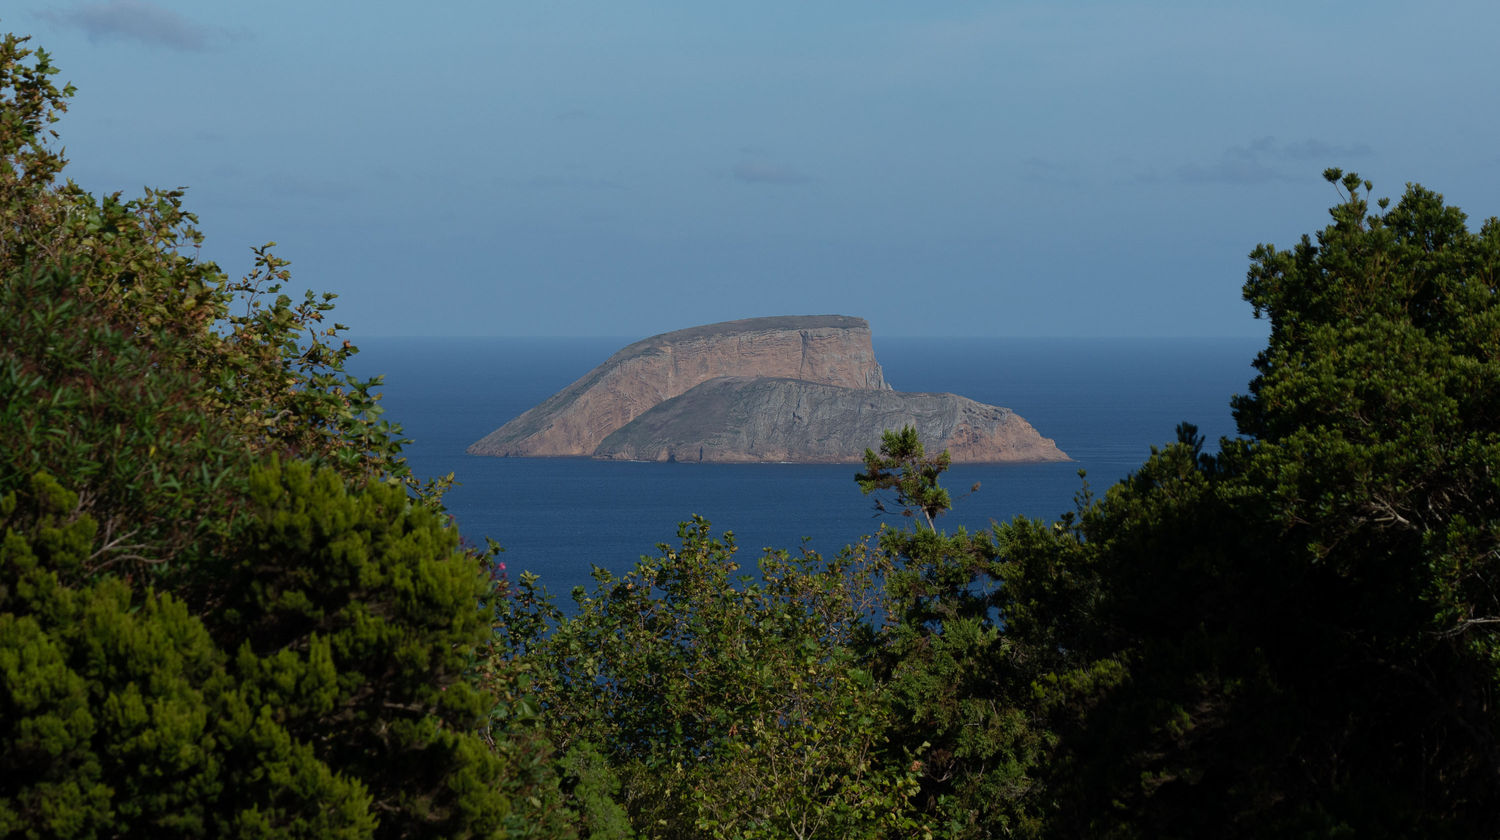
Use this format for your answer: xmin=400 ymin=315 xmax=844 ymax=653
xmin=350 ymin=336 xmax=1262 ymax=599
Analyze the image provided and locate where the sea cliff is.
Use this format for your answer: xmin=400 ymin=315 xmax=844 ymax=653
xmin=466 ymin=316 xmax=1067 ymax=463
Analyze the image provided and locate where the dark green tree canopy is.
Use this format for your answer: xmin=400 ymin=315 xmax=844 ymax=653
xmin=990 ymin=169 xmax=1500 ymax=837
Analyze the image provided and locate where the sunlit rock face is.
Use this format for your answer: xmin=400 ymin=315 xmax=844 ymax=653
xmin=467 ymin=315 xmax=1067 ymax=464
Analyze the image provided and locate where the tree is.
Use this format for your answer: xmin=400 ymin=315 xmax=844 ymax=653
xmin=0 ymin=472 xmax=379 ymax=838
xmin=857 ymin=426 xmax=953 ymax=531
xmin=0 ymin=32 xmax=431 ymax=550
xmin=993 ymin=170 xmax=1500 ymax=836
xmin=497 ymin=518 xmax=925 ymax=839
xmin=0 ymin=30 xmax=514 ymax=838
xmin=220 ymin=459 xmax=510 ymax=837
xmin=856 ymin=428 xmax=1057 ymax=838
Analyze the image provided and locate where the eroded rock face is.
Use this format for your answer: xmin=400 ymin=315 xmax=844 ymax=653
xmin=467 ymin=316 xmax=888 ymax=457
xmin=593 ymin=377 xmax=1069 ymax=463
xmin=466 ymin=315 xmax=1069 ymax=463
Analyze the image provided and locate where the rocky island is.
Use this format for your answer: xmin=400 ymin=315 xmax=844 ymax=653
xmin=466 ymin=315 xmax=1068 ymax=463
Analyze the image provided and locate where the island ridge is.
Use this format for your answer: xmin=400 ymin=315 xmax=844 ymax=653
xmin=466 ymin=315 xmax=1068 ymax=463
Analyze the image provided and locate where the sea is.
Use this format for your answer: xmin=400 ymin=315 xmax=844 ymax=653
xmin=349 ymin=336 xmax=1264 ymax=600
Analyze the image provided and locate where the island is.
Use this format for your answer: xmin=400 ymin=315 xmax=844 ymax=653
xmin=466 ymin=315 xmax=1069 ymax=463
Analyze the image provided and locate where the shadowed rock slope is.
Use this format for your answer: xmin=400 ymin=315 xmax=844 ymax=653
xmin=594 ymin=376 xmax=1067 ymax=463
xmin=467 ymin=315 xmax=1067 ymax=463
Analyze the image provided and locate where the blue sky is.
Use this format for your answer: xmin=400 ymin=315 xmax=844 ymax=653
xmin=9 ymin=2 xmax=1499 ymax=338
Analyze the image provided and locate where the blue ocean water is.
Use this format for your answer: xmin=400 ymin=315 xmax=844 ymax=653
xmin=349 ymin=336 xmax=1263 ymax=598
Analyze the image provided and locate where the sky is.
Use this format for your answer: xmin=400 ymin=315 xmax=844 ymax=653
xmin=7 ymin=1 xmax=1500 ymax=339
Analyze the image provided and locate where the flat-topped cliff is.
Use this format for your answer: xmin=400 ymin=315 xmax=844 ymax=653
xmin=468 ymin=316 xmax=888 ymax=457
xmin=466 ymin=315 xmax=1067 ymax=463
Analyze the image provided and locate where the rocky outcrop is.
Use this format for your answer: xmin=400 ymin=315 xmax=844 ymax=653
xmin=467 ymin=315 xmax=1068 ymax=463
xmin=593 ymin=377 xmax=1068 ymax=463
xmin=467 ymin=316 xmax=888 ymax=457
